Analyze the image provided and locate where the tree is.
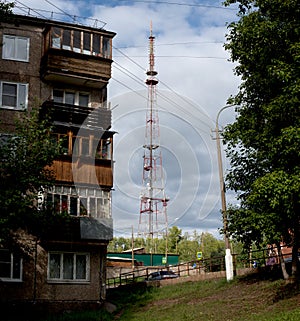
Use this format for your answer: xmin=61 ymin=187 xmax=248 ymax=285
xmin=0 ymin=0 xmax=14 ymax=22
xmin=200 ymin=232 xmax=225 ymax=260
xmin=167 ymin=226 xmax=182 ymax=253
xmin=223 ymin=0 xmax=300 ymax=280
xmin=0 ymin=109 xmax=62 ymax=244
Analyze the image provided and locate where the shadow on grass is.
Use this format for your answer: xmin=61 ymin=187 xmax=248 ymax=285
xmin=106 ymin=281 xmax=156 ymax=309
xmin=236 ymin=266 xmax=300 ymax=302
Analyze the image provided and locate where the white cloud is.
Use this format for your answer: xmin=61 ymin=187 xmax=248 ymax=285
xmin=14 ymin=0 xmax=241 ymax=239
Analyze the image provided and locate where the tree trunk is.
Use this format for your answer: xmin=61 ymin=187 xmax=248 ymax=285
xmin=276 ymin=243 xmax=289 ymax=280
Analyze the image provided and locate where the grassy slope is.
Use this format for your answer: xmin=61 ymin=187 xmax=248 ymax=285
xmin=107 ymin=275 xmax=300 ymax=321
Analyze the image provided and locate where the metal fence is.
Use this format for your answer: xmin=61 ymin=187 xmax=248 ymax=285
xmin=106 ymin=247 xmax=292 ymax=288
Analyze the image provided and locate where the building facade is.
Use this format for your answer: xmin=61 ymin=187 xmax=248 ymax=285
xmin=0 ymin=13 xmax=116 ymax=309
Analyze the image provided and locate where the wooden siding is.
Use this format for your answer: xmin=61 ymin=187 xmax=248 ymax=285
xmin=49 ymin=158 xmax=113 ymax=187
xmin=41 ymin=49 xmax=112 ymax=88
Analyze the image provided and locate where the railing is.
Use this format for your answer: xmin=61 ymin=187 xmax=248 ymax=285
xmin=106 ymin=247 xmax=296 ymax=288
xmin=106 ymin=256 xmax=227 ymax=289
xmin=40 ymin=101 xmax=112 ymax=130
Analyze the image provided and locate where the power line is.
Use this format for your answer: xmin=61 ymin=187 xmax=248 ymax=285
xmin=112 ymin=63 xmax=213 ymax=134
xmin=116 ymin=0 xmax=235 ymax=10
xmin=14 ymin=0 xmax=216 ymax=130
xmin=113 ymin=45 xmax=214 ymax=128
xmin=116 ymin=41 xmax=223 ymax=49
xmin=13 ymin=0 xmax=107 ymax=28
xmin=115 ymin=55 xmax=227 ymax=59
xmin=14 ymin=0 xmax=49 ymax=19
xmin=44 ymin=0 xmax=77 ymax=23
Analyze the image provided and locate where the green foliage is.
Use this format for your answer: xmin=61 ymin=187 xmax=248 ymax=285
xmin=166 ymin=226 xmax=182 ymax=253
xmin=0 ymin=0 xmax=14 ymax=21
xmin=0 ymin=109 xmax=62 ymax=243
xmin=223 ymin=0 xmax=300 ymax=277
xmin=108 ymin=229 xmax=224 ymax=263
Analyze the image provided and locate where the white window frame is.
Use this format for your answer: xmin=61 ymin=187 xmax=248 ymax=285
xmin=46 ymin=186 xmax=111 ymax=218
xmin=0 ymin=81 xmax=28 ymax=110
xmin=2 ymin=35 xmax=30 ymax=62
xmin=47 ymin=252 xmax=90 ymax=283
xmin=0 ymin=249 xmax=23 ymax=282
xmin=52 ymin=89 xmax=90 ymax=107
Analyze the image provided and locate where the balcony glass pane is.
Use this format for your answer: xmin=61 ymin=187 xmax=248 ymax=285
xmin=79 ymin=93 xmax=89 ymax=107
xmin=81 ymin=138 xmax=89 ymax=156
xmin=80 ymin=198 xmax=87 ymax=216
xmin=62 ymin=29 xmax=71 ymax=50
xmin=73 ymin=30 xmax=81 ymax=52
xmin=61 ymin=195 xmax=68 ymax=212
xmin=53 ymin=90 xmax=63 ymax=103
xmin=92 ymin=34 xmax=100 ymax=56
xmin=51 ymin=27 xmax=61 ymax=49
xmin=83 ymin=32 xmax=90 ymax=54
xmin=70 ymin=197 xmax=78 ymax=216
xmin=65 ymin=92 xmax=75 ymax=105
xmin=102 ymin=37 xmax=110 ymax=58
xmin=90 ymin=198 xmax=96 ymax=216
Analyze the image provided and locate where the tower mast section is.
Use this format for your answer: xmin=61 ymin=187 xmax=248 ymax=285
xmin=138 ymin=24 xmax=169 ymax=255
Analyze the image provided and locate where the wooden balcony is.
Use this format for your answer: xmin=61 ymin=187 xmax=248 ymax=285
xmin=40 ymin=48 xmax=112 ymax=88
xmin=48 ymin=157 xmax=113 ymax=187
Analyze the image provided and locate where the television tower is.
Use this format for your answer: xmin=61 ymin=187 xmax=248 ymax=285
xmin=138 ymin=25 xmax=169 ymax=250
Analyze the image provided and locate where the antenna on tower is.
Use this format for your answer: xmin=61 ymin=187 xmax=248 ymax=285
xmin=138 ymin=24 xmax=169 ymax=264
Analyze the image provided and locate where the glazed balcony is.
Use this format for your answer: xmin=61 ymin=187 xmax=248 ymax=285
xmin=40 ymin=101 xmax=114 ymax=187
xmin=41 ymin=26 xmax=115 ymax=88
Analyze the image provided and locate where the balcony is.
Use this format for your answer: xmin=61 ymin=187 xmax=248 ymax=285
xmin=40 ymin=49 xmax=112 ymax=88
xmin=40 ymin=25 xmax=115 ymax=88
xmin=41 ymin=100 xmax=111 ymax=130
xmin=43 ymin=216 xmax=113 ymax=242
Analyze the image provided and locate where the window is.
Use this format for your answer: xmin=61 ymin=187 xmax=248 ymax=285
xmin=102 ymin=37 xmax=111 ymax=58
xmin=95 ymin=138 xmax=112 ymax=160
xmin=49 ymin=27 xmax=112 ymax=59
xmin=51 ymin=27 xmax=61 ymax=49
xmin=0 ymin=250 xmax=22 ymax=282
xmin=62 ymin=29 xmax=71 ymax=50
xmin=79 ymin=93 xmax=89 ymax=107
xmin=46 ymin=185 xmax=111 ymax=218
xmin=83 ymin=32 xmax=91 ymax=55
xmin=0 ymin=81 xmax=28 ymax=110
xmin=48 ymin=252 xmax=89 ymax=282
xmin=92 ymin=34 xmax=100 ymax=56
xmin=73 ymin=30 xmax=81 ymax=53
xmin=53 ymin=89 xmax=89 ymax=107
xmin=2 ymin=35 xmax=30 ymax=62
xmin=65 ymin=92 xmax=75 ymax=105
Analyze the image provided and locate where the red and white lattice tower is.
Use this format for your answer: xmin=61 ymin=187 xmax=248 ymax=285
xmin=138 ymin=25 xmax=169 ymax=244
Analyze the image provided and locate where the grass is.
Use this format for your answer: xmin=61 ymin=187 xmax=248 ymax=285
xmin=2 ymin=273 xmax=299 ymax=321
xmin=106 ymin=274 xmax=300 ymax=321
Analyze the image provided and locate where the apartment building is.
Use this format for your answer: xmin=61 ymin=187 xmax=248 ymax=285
xmin=0 ymin=12 xmax=116 ymax=310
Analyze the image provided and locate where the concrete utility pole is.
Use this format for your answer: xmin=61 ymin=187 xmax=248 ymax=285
xmin=215 ymin=104 xmax=236 ymax=281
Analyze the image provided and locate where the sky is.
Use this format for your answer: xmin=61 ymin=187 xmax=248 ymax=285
xmin=12 ymin=0 xmax=241 ymax=239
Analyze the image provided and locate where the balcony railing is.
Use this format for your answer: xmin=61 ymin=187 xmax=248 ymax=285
xmin=41 ymin=100 xmax=111 ymax=130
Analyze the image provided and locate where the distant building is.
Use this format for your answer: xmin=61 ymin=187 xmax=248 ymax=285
xmin=0 ymin=12 xmax=116 ymax=311
xmin=107 ymin=252 xmax=179 ymax=266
